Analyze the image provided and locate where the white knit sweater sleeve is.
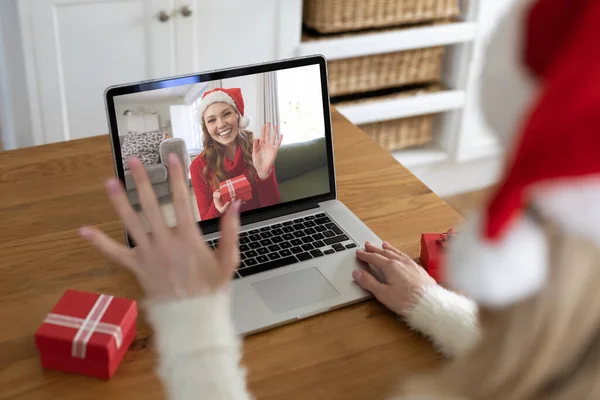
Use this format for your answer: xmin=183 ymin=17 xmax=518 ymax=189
xmin=144 ymin=291 xmax=252 ymax=400
xmin=404 ymin=285 xmax=480 ymax=358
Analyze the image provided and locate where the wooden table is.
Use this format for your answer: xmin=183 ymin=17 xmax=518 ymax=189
xmin=0 ymin=111 xmax=461 ymax=399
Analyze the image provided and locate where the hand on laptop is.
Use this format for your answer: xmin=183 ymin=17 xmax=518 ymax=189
xmin=79 ymin=154 xmax=242 ymax=300
xmin=353 ymin=242 xmax=436 ymax=317
xmin=252 ymin=123 xmax=283 ymax=180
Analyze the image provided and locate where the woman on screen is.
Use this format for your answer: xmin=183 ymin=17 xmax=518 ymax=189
xmin=189 ymin=87 xmax=282 ymax=220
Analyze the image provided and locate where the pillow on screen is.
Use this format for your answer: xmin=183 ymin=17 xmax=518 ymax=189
xmin=121 ymin=131 xmax=165 ymax=170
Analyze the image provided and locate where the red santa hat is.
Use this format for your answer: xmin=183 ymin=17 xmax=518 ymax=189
xmin=198 ymin=87 xmax=251 ymax=129
xmin=446 ymin=0 xmax=600 ymax=307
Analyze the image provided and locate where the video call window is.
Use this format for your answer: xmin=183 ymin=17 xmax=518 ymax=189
xmin=113 ymin=65 xmax=330 ymax=231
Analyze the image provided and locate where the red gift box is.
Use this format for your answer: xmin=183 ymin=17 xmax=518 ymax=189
xmin=219 ymin=174 xmax=252 ymax=203
xmin=420 ymin=229 xmax=457 ymax=283
xmin=34 ymin=290 xmax=137 ymax=380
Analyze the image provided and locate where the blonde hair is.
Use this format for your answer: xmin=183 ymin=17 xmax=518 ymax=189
xmin=404 ymin=218 xmax=600 ymax=399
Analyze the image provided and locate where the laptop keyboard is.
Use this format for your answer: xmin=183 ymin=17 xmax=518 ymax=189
xmin=205 ymin=213 xmax=357 ymax=279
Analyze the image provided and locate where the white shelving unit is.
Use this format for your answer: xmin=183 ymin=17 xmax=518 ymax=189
xmin=296 ymin=22 xmax=478 ymax=60
xmin=392 ymin=145 xmax=450 ymax=168
xmin=288 ymin=0 xmax=506 ymax=197
xmin=335 ymin=90 xmax=466 ymax=125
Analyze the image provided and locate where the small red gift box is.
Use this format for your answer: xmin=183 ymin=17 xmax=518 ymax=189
xmin=219 ymin=174 xmax=252 ymax=203
xmin=34 ymin=290 xmax=137 ymax=380
xmin=420 ymin=229 xmax=457 ymax=283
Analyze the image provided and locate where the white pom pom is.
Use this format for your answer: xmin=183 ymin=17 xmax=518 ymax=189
xmin=446 ymin=210 xmax=548 ymax=307
xmin=239 ymin=116 xmax=251 ymax=129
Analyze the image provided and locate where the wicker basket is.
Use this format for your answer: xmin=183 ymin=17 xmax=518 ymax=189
xmin=338 ymin=85 xmax=440 ymax=150
xmin=328 ymin=47 xmax=444 ymax=97
xmin=360 ymin=115 xmax=434 ymax=151
xmin=304 ymin=0 xmax=460 ymax=34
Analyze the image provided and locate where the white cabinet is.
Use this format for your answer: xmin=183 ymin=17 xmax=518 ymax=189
xmin=15 ymin=0 xmax=287 ymax=145
xmin=178 ymin=0 xmax=281 ymax=73
xmin=19 ymin=0 xmax=178 ymax=143
xmin=125 ymin=114 xmax=160 ymax=133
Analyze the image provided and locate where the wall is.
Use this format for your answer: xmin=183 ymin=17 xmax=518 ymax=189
xmin=0 ymin=0 xmax=32 ymax=149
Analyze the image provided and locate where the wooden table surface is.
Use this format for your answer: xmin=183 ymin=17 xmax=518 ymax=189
xmin=0 ymin=110 xmax=462 ymax=399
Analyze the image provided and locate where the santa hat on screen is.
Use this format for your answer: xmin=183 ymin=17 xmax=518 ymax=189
xmin=445 ymin=0 xmax=600 ymax=307
xmin=198 ymin=87 xmax=251 ymax=129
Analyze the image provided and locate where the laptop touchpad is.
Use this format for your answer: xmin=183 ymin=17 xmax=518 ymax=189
xmin=252 ymin=267 xmax=340 ymax=314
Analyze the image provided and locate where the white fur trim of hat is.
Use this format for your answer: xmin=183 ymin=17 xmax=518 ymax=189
xmin=198 ymin=88 xmax=251 ymax=129
xmin=446 ymin=209 xmax=549 ymax=308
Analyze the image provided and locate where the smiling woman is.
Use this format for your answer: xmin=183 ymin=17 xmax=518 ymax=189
xmin=189 ymin=87 xmax=283 ymax=221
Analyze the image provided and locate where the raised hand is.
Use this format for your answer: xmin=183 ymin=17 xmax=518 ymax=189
xmin=252 ymin=123 xmax=283 ymax=180
xmin=79 ymin=154 xmax=242 ymax=300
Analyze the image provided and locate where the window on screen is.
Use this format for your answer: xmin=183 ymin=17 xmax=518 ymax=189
xmin=277 ymin=66 xmax=325 ymax=145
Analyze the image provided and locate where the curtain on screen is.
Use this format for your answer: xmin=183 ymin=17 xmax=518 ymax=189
xmin=262 ymin=72 xmax=280 ymax=137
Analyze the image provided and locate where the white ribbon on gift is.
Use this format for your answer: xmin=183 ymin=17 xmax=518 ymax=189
xmin=43 ymin=294 xmax=123 ymax=359
xmin=224 ymin=176 xmax=247 ymax=200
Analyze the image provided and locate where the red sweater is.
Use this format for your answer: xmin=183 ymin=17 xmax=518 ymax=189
xmin=190 ymin=145 xmax=281 ymax=221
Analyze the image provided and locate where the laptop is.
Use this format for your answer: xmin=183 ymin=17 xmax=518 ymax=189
xmin=104 ymin=55 xmax=382 ymax=335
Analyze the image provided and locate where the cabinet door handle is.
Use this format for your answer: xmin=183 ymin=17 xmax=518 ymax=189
xmin=158 ymin=11 xmax=170 ymax=22
xmin=180 ymin=5 xmax=192 ymax=17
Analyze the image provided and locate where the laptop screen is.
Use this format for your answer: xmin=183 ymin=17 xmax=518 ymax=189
xmin=107 ymin=58 xmax=334 ymax=233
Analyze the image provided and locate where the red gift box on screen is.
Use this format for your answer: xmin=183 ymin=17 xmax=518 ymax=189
xmin=219 ymin=175 xmax=253 ymax=203
xmin=420 ymin=229 xmax=457 ymax=283
xmin=34 ymin=290 xmax=137 ymax=380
